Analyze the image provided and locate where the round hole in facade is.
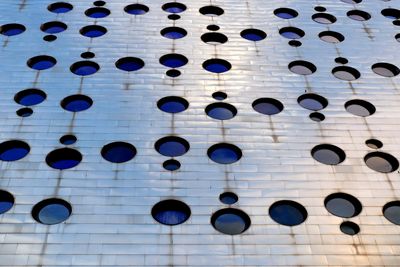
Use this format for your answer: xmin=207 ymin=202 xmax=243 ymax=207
xmin=124 ymin=4 xmax=149 ymax=15
xmin=16 ymin=108 xmax=33 ymax=117
xmin=157 ymin=96 xmax=189 ymax=114
xmin=46 ymin=148 xmax=82 ymax=170
xmin=59 ymin=134 xmax=77 ymax=145
xmin=279 ymin=27 xmax=305 ymax=39
xmin=211 ymin=208 xmax=250 ymax=235
xmin=0 ymin=190 xmax=14 ymax=214
xmin=288 ymin=40 xmax=302 ymax=47
xmin=162 ymin=2 xmax=186 ymax=13
xmin=240 ymin=28 xmax=266 ymax=41
xmin=335 ymin=57 xmax=348 ymax=64
xmin=319 ymin=31 xmax=344 ymax=43
xmin=115 ymin=57 xmax=144 ymax=72
xmin=341 ymin=0 xmax=362 ymax=3
xmin=340 ymin=221 xmax=360 ymax=235
xmin=314 ymin=6 xmax=327 ymax=12
xmin=219 ymin=192 xmax=238 ymax=205
xmin=14 ymin=88 xmax=46 ymax=106
xmin=61 ymin=94 xmax=93 ymax=112
xmin=252 ymin=98 xmax=284 ymax=115
xmin=288 ymin=60 xmax=316 ymax=75
xmin=152 ymin=199 xmax=191 ymax=225
xmin=27 ymin=55 xmax=57 ymax=71
xmin=205 ymin=102 xmax=237 ymax=120
xmin=309 ymin=112 xmax=325 ymax=122
xmin=311 ymin=144 xmax=346 ymax=165
xmin=312 ymin=13 xmax=337 ymax=24
xmin=202 ymin=59 xmax=231 ymax=73
xmin=364 ymin=152 xmax=399 ymax=173
xmin=48 ymin=2 xmax=73 ymax=13
xmin=365 ymin=139 xmax=383 ymax=149
xmin=274 ymin=8 xmax=298 ymax=19
xmin=393 ymin=20 xmax=400 ymax=26
xmin=168 ymin=14 xmax=180 ymax=20
xmin=324 ymin=192 xmax=362 ymax=218
xmin=80 ymin=25 xmax=107 ymax=38
xmin=163 ymin=159 xmax=181 ymax=171
xmin=81 ymin=52 xmax=95 ymax=59
xmin=160 ymin=27 xmax=187 ymax=39
xmin=383 ymin=201 xmax=400 ymax=225
xmin=32 ymin=198 xmax=72 ymax=225
xmin=70 ymin=61 xmax=99 ymax=76
xmin=297 ymin=93 xmax=328 ymax=111
xmin=199 ymin=5 xmax=224 ymax=16
xmin=344 ymin=99 xmax=375 ymax=117
xmin=207 ymin=25 xmax=220 ymax=31
xmin=166 ymin=69 xmax=181 ymax=77
xmin=212 ymin=91 xmax=227 ymax=100
xmin=159 ymin=53 xmax=188 ymax=68
xmin=0 ymin=23 xmax=26 ymax=36
xmin=269 ymin=200 xmax=308 ymax=226
xmin=371 ymin=63 xmax=400 ymax=77
xmin=43 ymin=35 xmax=57 ymax=42
xmin=0 ymin=140 xmax=30 ymax=161
xmin=41 ymin=21 xmax=67 ymax=34
xmin=85 ymin=7 xmax=110 ymax=18
xmin=332 ymin=66 xmax=360 ymax=81
xmin=101 ymin=142 xmax=137 ymax=163
xmin=207 ymin=143 xmax=242 ymax=164
xmin=347 ymin=10 xmax=371 ymax=21
xmin=381 ymin=8 xmax=400 ymax=19
xmin=201 ymin=32 xmax=228 ymax=44
xmin=93 ymin=1 xmax=106 ymax=6
xmin=155 ymin=136 xmax=190 ymax=157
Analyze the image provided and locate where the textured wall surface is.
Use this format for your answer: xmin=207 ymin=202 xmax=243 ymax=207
xmin=0 ymin=0 xmax=399 ymax=266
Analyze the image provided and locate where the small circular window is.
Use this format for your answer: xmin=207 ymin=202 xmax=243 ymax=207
xmin=332 ymin=66 xmax=360 ymax=81
xmin=101 ymin=142 xmax=137 ymax=163
xmin=32 ymin=198 xmax=72 ymax=225
xmin=288 ymin=60 xmax=317 ymax=75
xmin=311 ymin=144 xmax=346 ymax=165
xmin=365 ymin=139 xmax=383 ymax=149
xmin=80 ymin=25 xmax=107 ymax=38
xmin=344 ymin=99 xmax=375 ymax=117
xmin=85 ymin=7 xmax=110 ymax=18
xmin=309 ymin=112 xmax=325 ymax=122
xmin=274 ymin=8 xmax=298 ymax=19
xmin=0 ymin=190 xmax=14 ymax=214
xmin=211 ymin=208 xmax=251 ymax=235
xmin=325 ymin=192 xmax=362 ymax=218
xmin=269 ymin=200 xmax=308 ymax=226
xmin=27 ymin=55 xmax=57 ymax=70
xmin=383 ymin=201 xmax=400 ymax=225
xmin=16 ymin=108 xmax=33 ymax=117
xmin=279 ymin=27 xmax=305 ymax=39
xmin=162 ymin=2 xmax=186 ymax=13
xmin=0 ymin=23 xmax=26 ymax=36
xmin=61 ymin=94 xmax=93 ymax=112
xmin=312 ymin=13 xmax=337 ymax=24
xmin=212 ymin=91 xmax=227 ymax=100
xmin=240 ymin=29 xmax=266 ymax=41
xmin=152 ymin=199 xmax=191 ymax=225
xmin=161 ymin=27 xmax=187 ymax=39
xmin=115 ymin=57 xmax=144 ymax=72
xmin=48 ymin=2 xmax=73 ymax=13
xmin=207 ymin=143 xmax=242 ymax=164
xmin=319 ymin=31 xmax=345 ymax=43
xmin=371 ymin=63 xmax=400 ymax=77
xmin=205 ymin=102 xmax=237 ymax=120
xmin=157 ymin=96 xmax=189 ymax=114
xmin=340 ymin=221 xmax=360 ymax=235
xmin=159 ymin=53 xmax=188 ymax=68
xmin=202 ymin=59 xmax=232 ymax=73
xmin=70 ymin=61 xmax=99 ymax=76
xmin=14 ymin=88 xmax=46 ymax=106
xmin=199 ymin=5 xmax=224 ymax=16
xmin=163 ymin=159 xmax=181 ymax=171
xmin=40 ymin=21 xmax=67 ymax=34
xmin=252 ymin=98 xmax=283 ymax=115
xmin=347 ymin=10 xmax=371 ymax=21
xmin=0 ymin=140 xmax=30 ymax=161
xmin=124 ymin=4 xmax=149 ymax=15
xmin=297 ymin=93 xmax=328 ymax=111
xmin=59 ymin=134 xmax=77 ymax=145
xmin=46 ymin=148 xmax=82 ymax=170
xmin=364 ymin=152 xmax=399 ymax=173
xmin=155 ymin=136 xmax=190 ymax=157
xmin=219 ymin=192 xmax=238 ymax=205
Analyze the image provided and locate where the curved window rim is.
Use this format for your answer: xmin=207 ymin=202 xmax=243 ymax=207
xmin=14 ymin=88 xmax=47 ymax=106
xmin=0 ymin=189 xmax=15 ymax=213
xmin=364 ymin=151 xmax=399 ymax=173
xmin=101 ymin=141 xmax=137 ymax=163
xmin=383 ymin=200 xmax=400 ymax=225
xmin=311 ymin=143 xmax=346 ymax=165
xmin=297 ymin=93 xmax=328 ymax=111
xmin=324 ymin=192 xmax=363 ymax=218
xmin=154 ymin=136 xmax=190 ymax=157
xmin=210 ymin=207 xmax=251 ymax=235
xmin=268 ymin=200 xmax=308 ymax=226
xmin=31 ymin=198 xmax=73 ymax=225
xmin=151 ymin=199 xmax=191 ymax=225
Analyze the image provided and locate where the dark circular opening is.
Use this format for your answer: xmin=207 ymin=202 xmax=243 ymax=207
xmin=85 ymin=7 xmax=110 ymax=18
xmin=168 ymin=14 xmax=181 ymax=20
xmin=288 ymin=40 xmax=302 ymax=47
xmin=207 ymin=143 xmax=242 ymax=164
xmin=80 ymin=25 xmax=107 ymax=38
xmin=205 ymin=102 xmax=237 ymax=120
xmin=335 ymin=57 xmax=348 ymax=64
xmin=61 ymin=94 xmax=93 ymax=112
xmin=340 ymin=221 xmax=360 ymax=235
xmin=163 ymin=159 xmax=181 ymax=171
xmin=124 ymin=4 xmax=149 ymax=15
xmin=274 ymin=8 xmax=298 ymax=19
xmin=309 ymin=112 xmax=325 ymax=122
xmin=288 ymin=60 xmax=317 ymax=75
xmin=324 ymin=192 xmax=362 ymax=218
xmin=311 ymin=144 xmax=346 ymax=165
xmin=93 ymin=1 xmax=106 ymax=6
xmin=332 ymin=66 xmax=360 ymax=81
xmin=157 ymin=96 xmax=189 ymax=114
xmin=152 ymin=199 xmax=191 ymax=225
xmin=344 ymin=99 xmax=375 ymax=117
xmin=371 ymin=63 xmax=400 ymax=77
xmin=381 ymin=8 xmax=400 ymax=19
xmin=101 ymin=141 xmax=137 ymax=163
xmin=269 ymin=200 xmax=308 ymax=226
xmin=43 ymin=35 xmax=57 ymax=42
xmin=392 ymin=20 xmax=400 ymax=26
xmin=81 ymin=52 xmax=95 ymax=59
xmin=365 ymin=139 xmax=383 ymax=149
xmin=341 ymin=0 xmax=362 ymax=3
xmin=27 ymin=55 xmax=57 ymax=70
xmin=0 ymin=190 xmax=14 ymax=214
xmin=364 ymin=152 xmax=399 ymax=173
xmin=212 ymin=91 xmax=227 ymax=100
xmin=202 ymin=58 xmax=232 ymax=73
xmin=166 ymin=69 xmax=181 ymax=77
xmin=279 ymin=27 xmax=305 ymax=39
xmin=199 ymin=5 xmax=224 ymax=16
xmin=59 ymin=134 xmax=77 ymax=145
xmin=160 ymin=27 xmax=187 ymax=39
xmin=115 ymin=57 xmax=145 ymax=72
xmin=211 ymin=208 xmax=251 ymax=235
xmin=240 ymin=28 xmax=267 ymax=41
xmin=207 ymin=24 xmax=220 ymax=31
xmin=155 ymin=136 xmax=190 ymax=157
xmin=16 ymin=108 xmax=33 ymax=117
xmin=219 ymin=192 xmax=238 ymax=205
xmin=14 ymin=88 xmax=46 ymax=106
xmin=347 ymin=10 xmax=371 ymax=21
xmin=252 ymin=98 xmax=284 ymax=115
xmin=314 ymin=6 xmax=327 ymax=12
xmin=0 ymin=140 xmax=30 ymax=161
xmin=312 ymin=13 xmax=337 ymax=24
xmin=32 ymin=198 xmax=72 ymax=225
xmin=46 ymin=148 xmax=82 ymax=170
xmin=319 ymin=31 xmax=345 ymax=43
xmin=48 ymin=2 xmax=73 ymax=13
xmin=159 ymin=53 xmax=188 ymax=68
xmin=70 ymin=61 xmax=99 ymax=76
xmin=297 ymin=93 xmax=328 ymax=111
xmin=383 ymin=201 xmax=400 ymax=225
xmin=162 ymin=2 xmax=186 ymax=13
xmin=40 ymin=21 xmax=67 ymax=34
xmin=201 ymin=32 xmax=228 ymax=44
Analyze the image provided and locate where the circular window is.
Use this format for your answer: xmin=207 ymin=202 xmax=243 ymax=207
xmin=344 ymin=99 xmax=375 ymax=117
xmin=16 ymin=108 xmax=33 ymax=117
xmin=297 ymin=93 xmax=328 ymax=111
xmin=311 ymin=144 xmax=346 ymax=165
xmin=332 ymin=66 xmax=360 ymax=81
xmin=279 ymin=27 xmax=305 ymax=39
xmin=40 ymin=21 xmax=67 ymax=34
xmin=27 ymin=55 xmax=57 ymax=70
xmin=288 ymin=40 xmax=302 ymax=47
xmin=371 ymin=63 xmax=400 ymax=77
xmin=252 ymin=98 xmax=284 ymax=115
xmin=61 ymin=94 xmax=93 ymax=112
xmin=168 ymin=14 xmax=180 ymax=20
xmin=48 ymin=2 xmax=73 ymax=13
xmin=201 ymin=32 xmax=228 ymax=44
xmin=325 ymin=192 xmax=362 ymax=218
xmin=162 ymin=2 xmax=186 ymax=13
xmin=219 ymin=192 xmax=238 ymax=205
xmin=155 ymin=136 xmax=190 ymax=157
xmin=166 ymin=69 xmax=181 ymax=77
xmin=205 ymin=102 xmax=237 ymax=120
xmin=152 ymin=199 xmax=191 ymax=225
xmin=207 ymin=25 xmax=220 ymax=31
xmin=383 ymin=201 xmax=400 ymax=225
xmin=46 ymin=148 xmax=82 ymax=170
xmin=85 ymin=7 xmax=110 ymax=18
xmin=0 ymin=23 xmax=26 ymax=36
xmin=81 ymin=52 xmax=95 ymax=59
xmin=309 ymin=112 xmax=325 ymax=122
xmin=319 ymin=31 xmax=345 ymax=43
xmin=43 ymin=35 xmax=57 ymax=42
xmin=161 ymin=27 xmax=187 ymax=39
xmin=288 ymin=60 xmax=317 ymax=75
xmin=212 ymin=91 xmax=227 ymax=100
xmin=274 ymin=8 xmax=298 ymax=19
xmin=80 ymin=25 xmax=107 ymax=38
xmin=207 ymin=143 xmax=242 ymax=164
xmin=0 ymin=140 xmax=30 ymax=161
xmin=314 ymin=6 xmax=327 ymax=12
xmin=199 ymin=6 xmax=224 ymax=16
xmin=115 ymin=57 xmax=144 ymax=72
xmin=341 ymin=0 xmax=362 ymax=3
xmin=365 ymin=139 xmax=383 ymax=149
xmin=340 ymin=221 xmax=360 ymax=235
xmin=347 ymin=10 xmax=371 ymax=21
xmin=202 ymin=59 xmax=231 ymax=74
xmin=159 ymin=53 xmax=188 ymax=68
xmin=101 ymin=141 xmax=137 ymax=163
xmin=240 ymin=29 xmax=267 ymax=41
xmin=269 ymin=200 xmax=308 ymax=226
xmin=32 ymin=198 xmax=72 ymax=225
xmin=382 ymin=8 xmax=400 ymax=19
xmin=364 ymin=152 xmax=399 ymax=173
xmin=14 ymin=88 xmax=46 ymax=106
xmin=59 ymin=134 xmax=77 ymax=145
xmin=93 ymin=1 xmax=106 ymax=6
xmin=163 ymin=159 xmax=181 ymax=171
xmin=157 ymin=96 xmax=189 ymax=114
xmin=0 ymin=190 xmax=14 ymax=214
xmin=70 ymin=61 xmax=99 ymax=76
xmin=312 ymin=13 xmax=337 ymax=24
xmin=335 ymin=57 xmax=349 ymax=64
xmin=124 ymin=4 xmax=149 ymax=15
xmin=211 ymin=208 xmax=251 ymax=235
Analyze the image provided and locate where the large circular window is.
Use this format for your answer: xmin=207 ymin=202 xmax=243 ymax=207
xmin=319 ymin=31 xmax=344 ymax=43
xmin=0 ymin=23 xmax=26 ymax=36
xmin=80 ymin=25 xmax=107 ymax=38
xmin=201 ymin=33 xmax=228 ymax=44
xmin=274 ymin=8 xmax=298 ymax=19
xmin=115 ymin=57 xmax=144 ymax=72
xmin=364 ymin=152 xmax=399 ymax=173
xmin=0 ymin=190 xmax=14 ymax=214
xmin=101 ymin=142 xmax=137 ymax=163
xmin=324 ymin=192 xmax=362 ymax=218
xmin=211 ymin=208 xmax=251 ymax=235
xmin=0 ymin=140 xmax=30 ymax=161
xmin=41 ymin=21 xmax=67 ymax=34
xmin=32 ymin=198 xmax=72 ymax=225
xmin=199 ymin=6 xmax=224 ymax=16
xmin=48 ymin=2 xmax=73 ymax=13
xmin=155 ymin=136 xmax=190 ymax=157
xmin=332 ymin=66 xmax=360 ymax=81
xmin=157 ymin=96 xmax=189 ymax=114
xmin=159 ymin=54 xmax=188 ymax=68
xmin=162 ymin=2 xmax=186 ymax=13
xmin=269 ymin=200 xmax=308 ymax=226
xmin=85 ymin=7 xmax=110 ymax=18
xmin=70 ymin=61 xmax=99 ymax=76
xmin=311 ymin=144 xmax=346 ymax=165
xmin=252 ymin=98 xmax=284 ymax=115
xmin=14 ymin=89 xmax=46 ymax=106
xmin=383 ymin=201 xmax=400 ymax=225
xmin=202 ymin=59 xmax=231 ymax=73
xmin=152 ymin=199 xmax=191 ymax=225
xmin=61 ymin=94 xmax=93 ymax=112
xmin=288 ymin=60 xmax=316 ymax=75
xmin=297 ymin=93 xmax=328 ymax=111
xmin=205 ymin=102 xmax=237 ymax=120
xmin=240 ymin=29 xmax=266 ymax=41
xmin=344 ymin=99 xmax=375 ymax=117
xmin=27 ymin=55 xmax=57 ymax=70
xmin=371 ymin=63 xmax=400 ymax=77
xmin=161 ymin=27 xmax=187 ymax=39
xmin=207 ymin=143 xmax=242 ymax=164
xmin=46 ymin=148 xmax=82 ymax=170
xmin=312 ymin=13 xmax=337 ymax=24
xmin=124 ymin=4 xmax=149 ymax=15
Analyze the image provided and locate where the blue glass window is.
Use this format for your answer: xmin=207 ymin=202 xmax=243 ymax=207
xmin=27 ymin=55 xmax=57 ymax=70
xmin=0 ymin=140 xmax=30 ymax=161
xmin=152 ymin=199 xmax=191 ymax=225
xmin=202 ymin=59 xmax=231 ymax=73
xmin=41 ymin=21 xmax=67 ymax=34
xmin=161 ymin=27 xmax=187 ymax=39
xmin=298 ymin=93 xmax=328 ymax=111
xmin=32 ymin=198 xmax=72 ymax=225
xmin=240 ymin=29 xmax=267 ymax=41
xmin=16 ymin=108 xmax=33 ymax=117
xmin=48 ymin=2 xmax=73 ymax=13
xmin=115 ymin=57 xmax=145 ymax=72
xmin=252 ymin=98 xmax=283 ymax=115
xmin=0 ymin=190 xmax=14 ymax=214
xmin=101 ymin=142 xmax=137 ymax=163
xmin=207 ymin=143 xmax=242 ymax=164
xmin=383 ymin=201 xmax=400 ymax=225
xmin=155 ymin=136 xmax=190 ymax=157
xmin=212 ymin=91 xmax=227 ymax=100
xmin=80 ymin=25 xmax=107 ymax=38
xmin=159 ymin=54 xmax=188 ymax=68
xmin=157 ymin=96 xmax=189 ymax=114
xmin=219 ymin=192 xmax=238 ymax=205
xmin=205 ymin=102 xmax=237 ymax=120
xmin=59 ymin=135 xmax=77 ymax=145
xmin=70 ymin=61 xmax=99 ymax=76
xmin=162 ymin=2 xmax=186 ymax=13
xmin=163 ymin=159 xmax=181 ymax=171
xmin=124 ymin=4 xmax=149 ymax=15
xmin=0 ymin=23 xmax=26 ymax=36
xmin=324 ymin=193 xmax=362 ymax=218
xmin=61 ymin=94 xmax=93 ymax=112
xmin=211 ymin=208 xmax=250 ymax=235
xmin=279 ymin=27 xmax=305 ymax=39
xmin=46 ymin=148 xmax=82 ymax=170
xmin=269 ymin=200 xmax=308 ymax=226
xmin=85 ymin=7 xmax=110 ymax=18
xmin=14 ymin=89 xmax=46 ymax=106
xmin=274 ymin=8 xmax=298 ymax=19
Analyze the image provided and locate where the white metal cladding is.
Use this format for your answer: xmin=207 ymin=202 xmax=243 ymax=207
xmin=0 ymin=0 xmax=399 ymax=266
